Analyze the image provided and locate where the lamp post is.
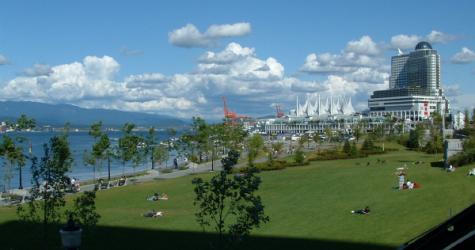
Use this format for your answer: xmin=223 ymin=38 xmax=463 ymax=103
xmin=59 ymin=215 xmax=82 ymax=250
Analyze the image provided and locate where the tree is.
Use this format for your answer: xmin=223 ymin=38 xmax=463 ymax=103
xmin=192 ymin=151 xmax=269 ymax=248
xmin=312 ymin=133 xmax=322 ymax=147
xmin=17 ymin=134 xmax=73 ymax=242
xmin=472 ymin=108 xmax=475 ymax=128
xmin=271 ymin=142 xmax=284 ymax=156
xmin=247 ymin=134 xmax=264 ymax=167
xmin=86 ymin=121 xmax=111 ymax=181
xmin=343 ymin=140 xmax=351 ymax=155
xmin=464 ymin=109 xmax=470 ymax=128
xmin=352 ymin=122 xmax=362 ymax=143
xmin=350 ymin=141 xmax=358 ymax=157
xmin=153 ymin=145 xmax=169 ymax=168
xmin=166 ymin=128 xmax=178 ymax=167
xmin=145 ymin=127 xmax=158 ymax=169
xmin=406 ymin=124 xmax=424 ymax=150
xmin=361 ymin=138 xmax=376 ymax=151
xmin=67 ymin=191 xmax=100 ymax=228
xmin=324 ymin=128 xmax=333 ymax=142
xmin=117 ymin=123 xmax=144 ymax=174
xmin=293 ymin=146 xmax=305 ymax=165
xmin=424 ymin=128 xmax=443 ymax=154
xmin=300 ymin=134 xmax=310 ymax=149
xmin=0 ymin=135 xmax=25 ymax=190
xmin=190 ymin=117 xmax=209 ymax=163
xmin=16 ymin=114 xmax=36 ymax=131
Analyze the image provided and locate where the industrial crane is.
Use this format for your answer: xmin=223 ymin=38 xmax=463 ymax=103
xmin=222 ymin=96 xmax=248 ymax=121
xmin=275 ymin=104 xmax=285 ymax=118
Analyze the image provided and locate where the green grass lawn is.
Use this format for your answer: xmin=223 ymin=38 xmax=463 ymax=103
xmin=1 ymin=149 xmax=474 ymax=249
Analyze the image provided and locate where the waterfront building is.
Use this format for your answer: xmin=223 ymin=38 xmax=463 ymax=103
xmin=292 ymin=94 xmax=355 ymax=117
xmin=368 ymin=41 xmax=450 ymax=121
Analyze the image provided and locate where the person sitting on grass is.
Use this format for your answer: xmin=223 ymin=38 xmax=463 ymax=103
xmin=118 ymin=176 xmax=127 ymax=186
xmin=147 ymin=192 xmax=168 ymax=201
xmin=351 ymin=206 xmax=370 ymax=215
xmin=143 ymin=209 xmax=163 ymax=218
xmin=468 ymin=168 xmax=475 ymax=176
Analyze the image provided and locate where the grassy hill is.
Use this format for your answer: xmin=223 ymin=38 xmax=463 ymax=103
xmin=1 ymin=149 xmax=474 ymax=249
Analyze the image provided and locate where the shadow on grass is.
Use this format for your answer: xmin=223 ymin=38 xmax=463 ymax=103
xmin=430 ymin=161 xmax=445 ymax=168
xmin=0 ymin=220 xmax=395 ymax=250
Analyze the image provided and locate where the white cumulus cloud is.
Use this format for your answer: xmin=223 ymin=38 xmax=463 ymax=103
xmin=451 ymin=47 xmax=475 ymax=64
xmin=168 ymin=22 xmax=251 ymax=48
xmin=390 ymin=30 xmax=456 ymax=50
xmin=345 ymin=36 xmax=381 ymax=56
xmin=23 ymin=64 xmax=52 ymax=77
xmin=0 ymin=54 xmax=9 ymax=65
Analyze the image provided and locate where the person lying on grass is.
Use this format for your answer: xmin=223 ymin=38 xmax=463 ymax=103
xmin=147 ymin=192 xmax=169 ymax=201
xmin=351 ymin=206 xmax=370 ymax=215
xmin=143 ymin=209 xmax=163 ymax=218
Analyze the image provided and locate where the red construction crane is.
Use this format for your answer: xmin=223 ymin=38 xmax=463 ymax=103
xmin=222 ymin=96 xmax=248 ymax=121
xmin=275 ymin=104 xmax=285 ymax=118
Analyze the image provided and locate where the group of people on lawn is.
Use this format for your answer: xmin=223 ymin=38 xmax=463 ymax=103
xmin=144 ymin=191 xmax=169 ymax=218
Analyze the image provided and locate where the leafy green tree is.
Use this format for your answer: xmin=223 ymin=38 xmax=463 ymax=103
xmin=145 ymin=127 xmax=158 ymax=169
xmin=247 ymin=134 xmax=264 ymax=167
xmin=67 ymin=191 xmax=100 ymax=228
xmin=431 ymin=112 xmax=443 ymax=129
xmin=324 ymin=128 xmax=332 ymax=142
xmin=17 ymin=134 xmax=73 ymax=242
xmin=300 ymin=134 xmax=310 ymax=149
xmin=406 ymin=124 xmax=424 ymax=150
xmin=166 ymin=128 xmax=177 ymax=167
xmin=294 ymin=145 xmax=305 ymax=165
xmin=192 ymin=151 xmax=269 ymax=248
xmin=472 ymin=108 xmax=475 ymax=128
xmin=16 ymin=114 xmax=36 ymax=131
xmin=0 ymin=135 xmax=26 ymax=190
xmin=187 ymin=117 xmax=209 ymax=163
xmin=86 ymin=121 xmax=111 ymax=180
xmin=350 ymin=141 xmax=358 ymax=157
xmin=464 ymin=109 xmax=470 ymax=128
xmin=271 ymin=142 xmax=284 ymax=155
xmin=154 ymin=145 xmax=169 ymax=168
xmin=343 ymin=140 xmax=351 ymax=155
xmin=312 ymin=133 xmax=322 ymax=146
xmin=352 ymin=122 xmax=363 ymax=143
xmin=117 ymin=123 xmax=144 ymax=174
xmin=424 ymin=128 xmax=443 ymax=154
xmin=361 ymin=138 xmax=376 ymax=151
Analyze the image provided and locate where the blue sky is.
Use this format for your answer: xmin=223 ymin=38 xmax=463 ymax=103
xmin=0 ymin=0 xmax=474 ymax=119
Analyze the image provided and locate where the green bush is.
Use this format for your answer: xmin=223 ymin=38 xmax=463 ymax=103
xmin=449 ymin=149 xmax=475 ymax=167
xmin=308 ymin=149 xmax=364 ymax=161
xmin=253 ymin=160 xmax=287 ymax=171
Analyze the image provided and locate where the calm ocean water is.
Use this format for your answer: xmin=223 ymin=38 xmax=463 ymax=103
xmin=0 ymin=131 xmax=178 ymax=190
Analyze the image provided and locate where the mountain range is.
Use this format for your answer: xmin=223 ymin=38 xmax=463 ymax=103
xmin=0 ymin=101 xmax=186 ymax=128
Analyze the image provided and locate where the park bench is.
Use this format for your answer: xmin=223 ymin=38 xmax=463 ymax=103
xmin=8 ymin=195 xmax=25 ymax=206
xmin=118 ymin=178 xmax=127 ymax=187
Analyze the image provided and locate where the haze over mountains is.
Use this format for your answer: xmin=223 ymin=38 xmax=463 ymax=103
xmin=0 ymin=101 xmax=186 ymax=128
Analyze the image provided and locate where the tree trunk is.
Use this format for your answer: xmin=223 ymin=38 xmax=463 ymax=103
xmin=18 ymin=166 xmax=23 ymax=189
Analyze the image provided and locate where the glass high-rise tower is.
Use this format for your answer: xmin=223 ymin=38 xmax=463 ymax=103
xmin=368 ymin=41 xmax=449 ymax=121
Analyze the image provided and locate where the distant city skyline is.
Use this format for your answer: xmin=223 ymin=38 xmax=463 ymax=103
xmin=0 ymin=0 xmax=474 ymax=119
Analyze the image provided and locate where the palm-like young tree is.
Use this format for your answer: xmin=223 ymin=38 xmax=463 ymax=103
xmin=0 ymin=135 xmax=26 ymax=190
